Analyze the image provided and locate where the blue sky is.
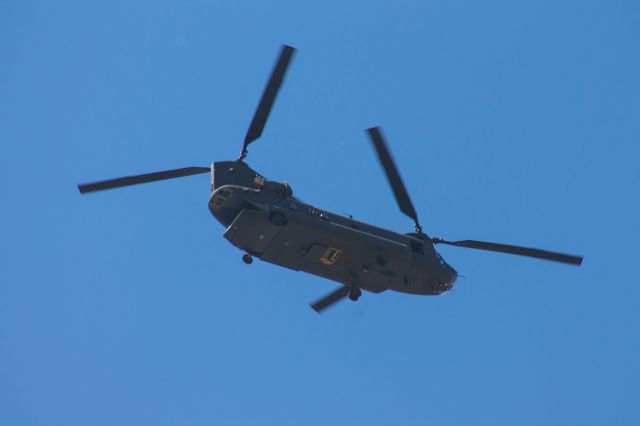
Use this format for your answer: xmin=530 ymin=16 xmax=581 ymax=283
xmin=1 ymin=1 xmax=639 ymax=425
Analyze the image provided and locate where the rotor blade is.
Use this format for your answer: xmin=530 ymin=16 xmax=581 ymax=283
xmin=433 ymin=238 xmax=583 ymax=265
xmin=241 ymin=44 xmax=296 ymax=158
xmin=78 ymin=166 xmax=210 ymax=194
xmin=310 ymin=285 xmax=351 ymax=313
xmin=366 ymin=127 xmax=420 ymax=229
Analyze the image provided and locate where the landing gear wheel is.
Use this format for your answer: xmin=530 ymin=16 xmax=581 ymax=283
xmin=269 ymin=212 xmax=288 ymax=226
xmin=348 ymin=287 xmax=362 ymax=301
xmin=242 ymin=253 xmax=253 ymax=265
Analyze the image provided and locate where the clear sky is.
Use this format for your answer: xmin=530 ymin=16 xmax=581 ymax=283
xmin=2 ymin=1 xmax=639 ymax=425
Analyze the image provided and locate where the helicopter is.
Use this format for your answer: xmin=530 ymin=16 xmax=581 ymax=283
xmin=78 ymin=44 xmax=583 ymax=313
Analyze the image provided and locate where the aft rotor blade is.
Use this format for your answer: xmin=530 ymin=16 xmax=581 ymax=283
xmin=241 ymin=44 xmax=296 ymax=159
xmin=433 ymin=238 xmax=583 ymax=265
xmin=310 ymin=285 xmax=351 ymax=313
xmin=366 ymin=127 xmax=420 ymax=230
xmin=78 ymin=166 xmax=210 ymax=194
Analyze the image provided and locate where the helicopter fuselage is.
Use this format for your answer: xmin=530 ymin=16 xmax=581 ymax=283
xmin=208 ymin=161 xmax=457 ymax=296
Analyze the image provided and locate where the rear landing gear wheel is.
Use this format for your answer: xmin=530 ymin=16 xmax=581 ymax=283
xmin=242 ymin=253 xmax=253 ymax=265
xmin=348 ymin=287 xmax=362 ymax=301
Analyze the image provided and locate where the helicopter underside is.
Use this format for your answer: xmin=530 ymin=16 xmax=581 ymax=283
xmin=208 ymin=183 xmax=457 ymax=297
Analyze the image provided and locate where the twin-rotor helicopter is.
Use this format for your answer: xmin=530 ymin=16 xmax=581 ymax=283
xmin=78 ymin=45 xmax=583 ymax=313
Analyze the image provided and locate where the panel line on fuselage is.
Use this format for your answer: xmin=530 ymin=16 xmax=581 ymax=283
xmin=329 ymin=221 xmax=407 ymax=248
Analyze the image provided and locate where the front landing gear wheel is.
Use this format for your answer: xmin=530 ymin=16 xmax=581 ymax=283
xmin=348 ymin=287 xmax=362 ymax=301
xmin=242 ymin=253 xmax=253 ymax=265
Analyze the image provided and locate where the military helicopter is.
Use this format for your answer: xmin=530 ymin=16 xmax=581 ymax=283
xmin=78 ymin=44 xmax=583 ymax=313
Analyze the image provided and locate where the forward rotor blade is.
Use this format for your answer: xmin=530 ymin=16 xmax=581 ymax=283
xmin=366 ymin=127 xmax=420 ymax=229
xmin=433 ymin=238 xmax=583 ymax=265
xmin=241 ymin=44 xmax=296 ymax=158
xmin=310 ymin=285 xmax=351 ymax=313
xmin=78 ymin=166 xmax=210 ymax=194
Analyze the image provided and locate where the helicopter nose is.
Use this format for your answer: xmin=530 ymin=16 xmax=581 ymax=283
xmin=447 ymin=270 xmax=458 ymax=286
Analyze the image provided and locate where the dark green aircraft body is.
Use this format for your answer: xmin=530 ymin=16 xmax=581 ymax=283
xmin=78 ymin=44 xmax=582 ymax=313
xmin=210 ymin=160 xmax=457 ymax=297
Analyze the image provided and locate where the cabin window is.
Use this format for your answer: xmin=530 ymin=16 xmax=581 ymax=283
xmin=320 ymin=247 xmax=342 ymax=265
